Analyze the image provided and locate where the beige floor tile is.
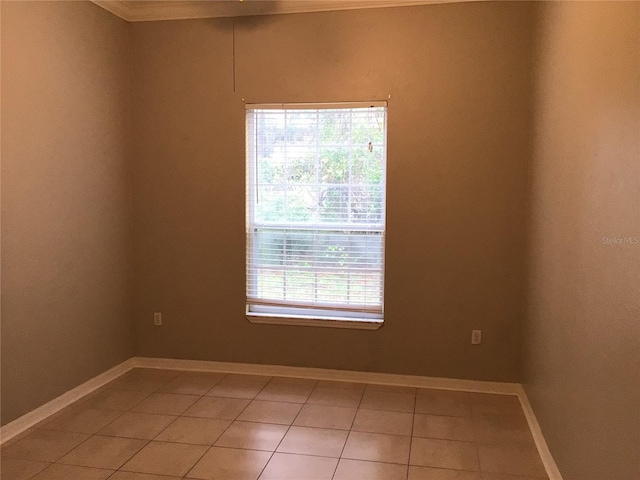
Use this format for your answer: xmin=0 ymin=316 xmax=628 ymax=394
xmin=276 ymin=426 xmax=347 ymax=458
xmin=31 ymin=464 xmax=113 ymax=479
xmin=409 ymin=437 xmax=479 ymax=471
xmin=333 ymin=459 xmax=408 ymax=480
xmin=469 ymin=393 xmax=521 ymax=406
xmin=413 ymin=414 xmax=475 ymax=441
xmin=159 ymin=372 xmax=225 ymax=396
xmin=268 ymin=376 xmax=318 ymax=387
xmin=481 ymin=474 xmax=545 ymax=480
xmin=258 ymin=453 xmax=337 ymax=480
xmin=214 ymin=421 xmax=287 ymax=451
xmin=472 ymin=414 xmax=534 ymax=445
xmin=293 ymin=404 xmax=357 ymax=430
xmin=0 ymin=426 xmax=40 ymax=448
xmin=97 ymin=412 xmax=176 ymax=440
xmin=482 ymin=472 xmax=548 ymax=480
xmin=415 ymin=391 xmax=471 ymax=417
xmin=76 ymin=386 xmax=112 ymax=404
xmin=417 ymin=388 xmax=469 ymax=397
xmin=352 ymin=409 xmax=413 ymax=436
xmin=121 ymin=441 xmax=208 ymax=477
xmin=477 ymin=443 xmax=547 ymax=478
xmin=2 ymin=429 xmax=90 ymax=462
xmin=107 ymin=377 xmax=163 ymax=394
xmin=360 ymin=390 xmax=415 ymax=413
xmin=84 ymin=389 xmax=151 ymax=412
xmin=342 ymin=431 xmax=411 ymax=464
xmin=58 ymin=435 xmax=147 ymax=470
xmin=183 ymin=397 xmax=250 ymax=420
xmin=316 ymin=380 xmax=366 ymax=390
xmin=109 ymin=472 xmax=181 ymax=480
xmin=108 ymin=370 xmax=179 ymax=393
xmin=41 ymin=407 xmax=122 ymax=435
xmin=237 ymin=400 xmax=302 ymax=425
xmin=223 ymin=374 xmax=272 ymax=385
xmin=366 ymin=384 xmax=417 ymax=394
xmin=205 ymin=379 xmax=266 ymax=400
xmin=0 ymin=458 xmax=49 ymax=480
xmin=155 ymin=417 xmax=231 ymax=445
xmin=469 ymin=394 xmax=524 ymax=418
xmin=36 ymin=405 xmax=83 ymax=428
xmin=255 ymin=382 xmax=314 ymax=403
xmin=408 ymin=465 xmax=482 ymax=480
xmin=131 ymin=393 xmax=199 ymax=416
xmin=187 ymin=446 xmax=271 ymax=480
xmin=126 ymin=369 xmax=183 ymax=380
xmin=307 ymin=386 xmax=364 ymax=408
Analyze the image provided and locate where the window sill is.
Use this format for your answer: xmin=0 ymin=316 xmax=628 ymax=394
xmin=246 ymin=312 xmax=383 ymax=330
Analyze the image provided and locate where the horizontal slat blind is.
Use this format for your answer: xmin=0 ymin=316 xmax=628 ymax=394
xmin=246 ymin=103 xmax=386 ymax=318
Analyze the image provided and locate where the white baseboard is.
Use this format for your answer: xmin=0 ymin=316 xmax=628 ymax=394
xmin=0 ymin=358 xmax=136 ymax=445
xmin=0 ymin=355 xmax=562 ymax=480
xmin=133 ymin=356 xmax=522 ymax=395
xmin=134 ymin=357 xmax=562 ymax=479
xmin=516 ymin=385 xmax=564 ymax=480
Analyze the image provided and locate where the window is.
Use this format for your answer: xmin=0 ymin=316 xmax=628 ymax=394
xmin=246 ymin=102 xmax=387 ymax=328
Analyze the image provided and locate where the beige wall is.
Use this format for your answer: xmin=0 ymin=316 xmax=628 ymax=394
xmin=523 ymin=2 xmax=640 ymax=479
xmin=130 ymin=2 xmax=534 ymax=382
xmin=1 ymin=1 xmax=134 ymax=425
xmin=1 ymin=5 xmax=637 ymax=475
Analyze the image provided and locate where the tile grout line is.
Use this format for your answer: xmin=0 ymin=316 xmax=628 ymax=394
xmin=183 ymin=373 xmax=276 ymax=479
xmin=407 ymin=388 xmax=418 ymax=480
xmin=5 ymin=370 xmax=184 ymax=478
xmin=469 ymin=391 xmax=483 ymax=477
xmin=49 ymin=371 xmax=185 ymax=476
xmin=42 ymin=386 xmax=196 ymax=453
xmin=150 ymin=371 xmax=229 ymax=441
xmin=47 ymin=369 xmax=176 ymax=437
xmin=9 ymin=370 xmax=548 ymax=480
xmin=40 ymin=404 xmax=129 ymax=438
xmin=113 ymin=370 xmax=215 ymax=478
xmin=49 ymin=370 xmax=182 ymax=474
xmin=253 ymin=377 xmax=319 ymax=480
xmin=100 ymin=369 xmax=188 ymax=470
xmin=330 ymin=380 xmax=366 ymax=480
xmin=15 ymin=380 xmax=416 ymax=479
xmin=154 ymin=371 xmax=236 ymax=479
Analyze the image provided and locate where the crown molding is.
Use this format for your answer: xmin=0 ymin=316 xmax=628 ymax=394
xmin=92 ymin=0 xmax=135 ymax=21
xmin=91 ymin=0 xmax=482 ymax=23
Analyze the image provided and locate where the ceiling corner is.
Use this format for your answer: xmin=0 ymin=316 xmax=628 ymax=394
xmin=91 ymin=1 xmax=133 ymax=22
xmin=90 ymin=0 xmax=481 ymax=23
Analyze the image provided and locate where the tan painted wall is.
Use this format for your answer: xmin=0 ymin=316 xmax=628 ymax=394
xmin=523 ymin=2 xmax=640 ymax=479
xmin=1 ymin=1 xmax=134 ymax=425
xmin=130 ymin=2 xmax=534 ymax=382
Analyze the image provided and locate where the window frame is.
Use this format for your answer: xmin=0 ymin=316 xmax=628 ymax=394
xmin=245 ymin=101 xmax=387 ymax=330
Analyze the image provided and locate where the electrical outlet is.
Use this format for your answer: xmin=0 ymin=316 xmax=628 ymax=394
xmin=153 ymin=312 xmax=162 ymax=326
xmin=471 ymin=330 xmax=482 ymax=345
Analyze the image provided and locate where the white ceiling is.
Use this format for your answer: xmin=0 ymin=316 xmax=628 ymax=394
xmin=92 ymin=0 xmax=479 ymax=22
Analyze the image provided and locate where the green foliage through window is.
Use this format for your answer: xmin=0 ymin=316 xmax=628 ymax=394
xmin=247 ymin=105 xmax=386 ymax=313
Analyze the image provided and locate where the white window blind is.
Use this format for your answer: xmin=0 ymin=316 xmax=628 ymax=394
xmin=246 ymin=102 xmax=387 ymax=322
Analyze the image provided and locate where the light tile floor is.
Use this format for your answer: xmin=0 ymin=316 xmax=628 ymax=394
xmin=1 ymin=368 xmax=549 ymax=480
